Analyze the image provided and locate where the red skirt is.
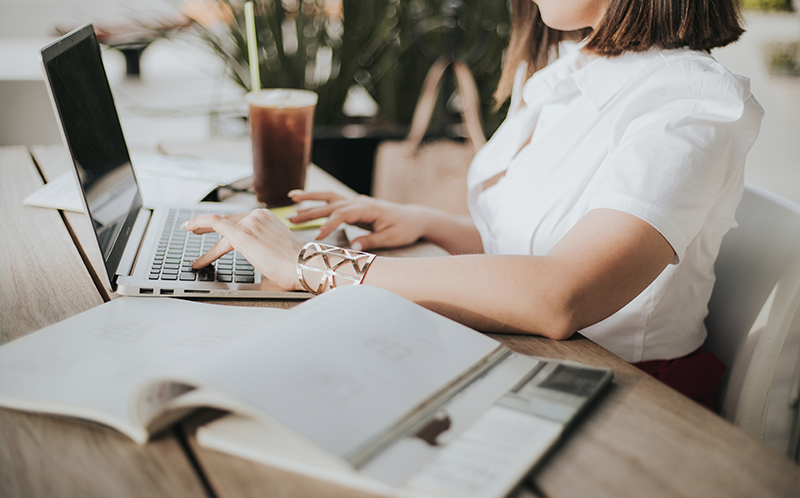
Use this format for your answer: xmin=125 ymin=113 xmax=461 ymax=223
xmin=632 ymin=348 xmax=726 ymax=412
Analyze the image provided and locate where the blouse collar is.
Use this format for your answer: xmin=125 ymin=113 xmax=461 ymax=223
xmin=522 ymin=42 xmax=665 ymax=111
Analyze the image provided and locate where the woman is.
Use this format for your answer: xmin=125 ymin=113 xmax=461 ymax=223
xmin=183 ymin=0 xmax=763 ymax=409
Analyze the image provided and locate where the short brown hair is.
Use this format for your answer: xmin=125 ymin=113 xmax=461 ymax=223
xmin=495 ymin=0 xmax=745 ymax=106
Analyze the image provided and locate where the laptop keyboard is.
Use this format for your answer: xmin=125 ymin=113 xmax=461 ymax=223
xmin=148 ymin=209 xmax=256 ymax=284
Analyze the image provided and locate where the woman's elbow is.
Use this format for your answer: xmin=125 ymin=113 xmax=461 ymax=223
xmin=536 ymin=319 xmax=577 ymax=341
xmin=515 ymin=308 xmax=578 ymax=341
xmin=537 ymin=291 xmax=582 ymax=340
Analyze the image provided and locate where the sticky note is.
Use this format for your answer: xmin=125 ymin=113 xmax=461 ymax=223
xmin=269 ymin=206 xmax=325 ymax=231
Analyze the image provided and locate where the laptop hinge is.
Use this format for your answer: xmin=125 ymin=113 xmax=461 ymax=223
xmin=116 ymin=207 xmax=152 ymax=278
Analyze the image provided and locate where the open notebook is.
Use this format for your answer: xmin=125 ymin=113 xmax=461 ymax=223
xmin=1 ymin=286 xmax=611 ymax=498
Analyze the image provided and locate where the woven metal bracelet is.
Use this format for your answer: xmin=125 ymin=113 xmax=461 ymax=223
xmin=297 ymin=242 xmax=377 ymax=295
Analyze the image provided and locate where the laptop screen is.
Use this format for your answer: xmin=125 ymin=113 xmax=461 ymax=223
xmin=41 ymin=24 xmax=143 ymax=282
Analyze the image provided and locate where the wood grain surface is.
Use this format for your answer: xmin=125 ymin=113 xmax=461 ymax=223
xmin=0 ymin=146 xmax=103 ymax=343
xmin=1 ymin=146 xmax=210 ymax=498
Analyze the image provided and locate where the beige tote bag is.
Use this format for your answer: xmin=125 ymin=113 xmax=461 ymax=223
xmin=372 ymin=58 xmax=486 ymax=216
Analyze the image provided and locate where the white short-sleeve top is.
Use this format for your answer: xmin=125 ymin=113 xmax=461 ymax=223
xmin=467 ymin=42 xmax=764 ymax=363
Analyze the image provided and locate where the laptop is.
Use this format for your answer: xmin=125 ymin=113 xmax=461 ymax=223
xmin=40 ymin=24 xmax=322 ymax=299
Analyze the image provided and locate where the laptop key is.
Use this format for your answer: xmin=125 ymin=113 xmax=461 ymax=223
xmin=161 ymin=274 xmax=178 ymax=281
xmin=217 ymin=275 xmax=233 ymax=283
xmin=198 ymin=272 xmax=215 ymax=282
xmin=234 ymin=276 xmax=255 ymax=284
xmin=180 ymin=272 xmax=197 ymax=281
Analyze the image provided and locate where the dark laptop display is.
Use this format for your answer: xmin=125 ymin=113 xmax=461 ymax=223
xmin=41 ymin=24 xmax=141 ymax=279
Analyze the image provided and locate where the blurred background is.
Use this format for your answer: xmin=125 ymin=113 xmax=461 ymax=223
xmin=1 ymin=0 xmax=796 ymax=200
xmin=1 ymin=0 xmax=798 ymax=453
xmin=1 ymin=0 xmax=515 ymax=194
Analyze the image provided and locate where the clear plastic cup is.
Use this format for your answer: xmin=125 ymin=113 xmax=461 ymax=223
xmin=246 ymin=89 xmax=318 ymax=207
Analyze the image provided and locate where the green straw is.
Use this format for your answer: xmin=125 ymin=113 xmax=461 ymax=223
xmin=245 ymin=2 xmax=260 ymax=92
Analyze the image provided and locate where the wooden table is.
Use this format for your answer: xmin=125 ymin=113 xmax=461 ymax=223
xmin=1 ymin=145 xmax=207 ymax=498
xmin=2 ymin=143 xmax=798 ymax=498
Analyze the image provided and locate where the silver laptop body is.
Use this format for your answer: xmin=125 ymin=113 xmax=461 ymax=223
xmin=40 ymin=24 xmax=314 ymax=299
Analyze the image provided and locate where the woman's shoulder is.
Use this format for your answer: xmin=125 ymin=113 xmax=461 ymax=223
xmin=637 ymin=48 xmax=756 ymax=107
xmin=604 ymin=48 xmax=763 ymax=152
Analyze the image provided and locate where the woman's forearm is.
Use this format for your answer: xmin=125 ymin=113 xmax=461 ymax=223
xmin=363 ymin=209 xmax=675 ymax=339
xmin=363 ymin=254 xmax=577 ymax=339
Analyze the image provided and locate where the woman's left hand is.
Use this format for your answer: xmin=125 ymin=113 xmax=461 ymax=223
xmin=181 ymin=209 xmax=305 ymax=291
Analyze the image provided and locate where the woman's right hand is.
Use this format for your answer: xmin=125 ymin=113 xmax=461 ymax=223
xmin=287 ymin=191 xmax=430 ymax=251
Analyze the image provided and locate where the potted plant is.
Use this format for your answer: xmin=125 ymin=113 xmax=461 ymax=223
xmin=183 ymin=0 xmax=510 ymax=193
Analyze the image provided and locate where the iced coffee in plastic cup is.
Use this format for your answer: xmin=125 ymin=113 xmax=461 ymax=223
xmin=246 ymin=89 xmax=317 ymax=207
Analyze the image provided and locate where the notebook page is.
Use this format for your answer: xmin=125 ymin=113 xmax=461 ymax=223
xmin=171 ymin=285 xmax=501 ymax=463
xmin=0 ymin=298 xmax=288 ymax=442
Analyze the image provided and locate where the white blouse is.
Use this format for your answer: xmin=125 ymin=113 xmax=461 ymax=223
xmin=467 ymin=42 xmax=764 ymax=363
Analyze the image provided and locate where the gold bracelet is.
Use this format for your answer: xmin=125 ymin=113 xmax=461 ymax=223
xmin=297 ymin=242 xmax=377 ymax=295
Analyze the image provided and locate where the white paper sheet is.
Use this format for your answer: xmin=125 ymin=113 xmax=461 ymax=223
xmin=22 ymin=171 xmax=84 ymax=212
xmin=22 ymin=153 xmax=252 ymax=212
xmin=406 ymin=405 xmax=561 ymax=498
